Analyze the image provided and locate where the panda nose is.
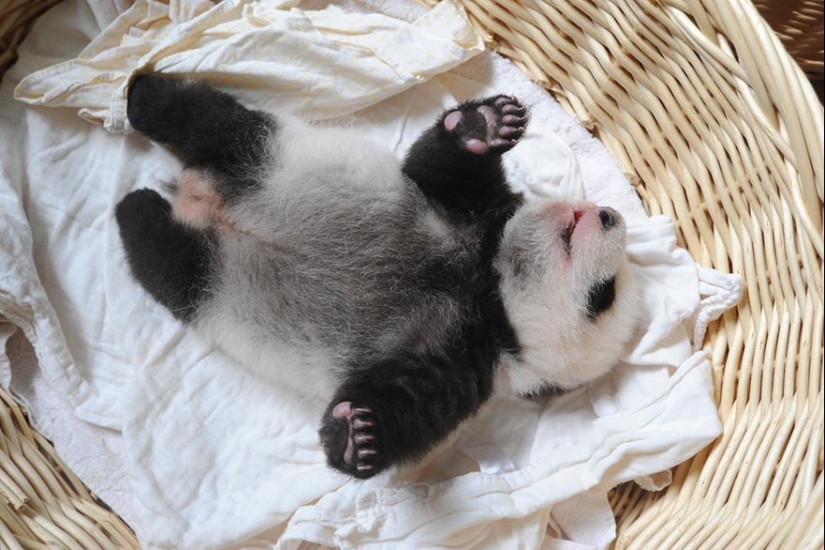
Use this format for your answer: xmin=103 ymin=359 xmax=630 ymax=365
xmin=598 ymin=207 xmax=618 ymax=229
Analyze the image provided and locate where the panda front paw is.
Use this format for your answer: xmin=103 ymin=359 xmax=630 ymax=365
xmin=443 ymin=95 xmax=528 ymax=155
xmin=320 ymin=401 xmax=384 ymax=479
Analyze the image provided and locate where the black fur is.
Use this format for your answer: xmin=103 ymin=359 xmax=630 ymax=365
xmin=128 ymin=74 xmax=276 ymax=201
xmin=524 ymin=384 xmax=565 ymax=400
xmin=403 ymin=97 xmax=524 ymax=216
xmin=114 ymin=188 xmax=214 ymax=322
xmin=116 ymin=75 xmax=526 ymax=479
xmin=585 ymin=276 xmax=616 ymax=319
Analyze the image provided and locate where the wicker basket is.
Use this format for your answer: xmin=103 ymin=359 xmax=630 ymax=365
xmin=0 ymin=384 xmax=140 ymax=549
xmin=0 ymin=0 xmax=64 ymax=77
xmin=1 ymin=0 xmax=823 ymax=548
xmin=753 ymin=0 xmax=824 ymax=76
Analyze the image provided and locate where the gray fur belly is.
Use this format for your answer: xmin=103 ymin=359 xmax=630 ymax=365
xmin=195 ymin=187 xmax=472 ymax=398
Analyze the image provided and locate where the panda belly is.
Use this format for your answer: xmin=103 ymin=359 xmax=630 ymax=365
xmin=186 ymin=175 xmax=471 ymax=401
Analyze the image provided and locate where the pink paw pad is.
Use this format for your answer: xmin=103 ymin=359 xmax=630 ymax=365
xmin=442 ymin=95 xmax=528 ymax=156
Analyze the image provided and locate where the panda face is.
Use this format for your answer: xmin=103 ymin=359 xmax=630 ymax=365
xmin=495 ymin=200 xmax=641 ymax=396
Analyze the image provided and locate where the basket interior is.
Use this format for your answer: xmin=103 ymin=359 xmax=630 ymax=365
xmin=1 ymin=0 xmax=823 ymax=549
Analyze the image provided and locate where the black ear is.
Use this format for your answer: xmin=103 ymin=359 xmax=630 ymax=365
xmin=585 ymin=276 xmax=616 ymax=319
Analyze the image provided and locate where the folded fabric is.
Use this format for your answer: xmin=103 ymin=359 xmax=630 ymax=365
xmin=0 ymin=1 xmax=742 ymax=548
xmin=13 ymin=0 xmax=484 ymax=131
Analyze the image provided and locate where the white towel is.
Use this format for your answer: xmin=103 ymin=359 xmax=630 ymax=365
xmin=0 ymin=1 xmax=742 ymax=548
xmin=14 ymin=0 xmax=483 ymax=130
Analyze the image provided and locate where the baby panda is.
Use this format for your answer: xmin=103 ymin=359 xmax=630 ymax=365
xmin=115 ymin=74 xmax=639 ymax=479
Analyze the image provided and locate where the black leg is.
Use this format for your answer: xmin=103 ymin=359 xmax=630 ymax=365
xmin=319 ymin=352 xmax=494 ymax=479
xmin=402 ymin=95 xmax=528 ymax=216
xmin=115 ymin=189 xmax=215 ymax=322
xmin=127 ymin=74 xmax=277 ymax=199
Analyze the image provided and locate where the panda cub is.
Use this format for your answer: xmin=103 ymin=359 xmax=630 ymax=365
xmin=115 ymin=74 xmax=639 ymax=479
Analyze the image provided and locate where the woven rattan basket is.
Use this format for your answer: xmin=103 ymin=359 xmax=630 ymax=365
xmin=753 ymin=0 xmax=824 ymax=77
xmin=2 ymin=0 xmax=823 ymax=548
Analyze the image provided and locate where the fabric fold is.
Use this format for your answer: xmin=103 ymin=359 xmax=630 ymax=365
xmin=14 ymin=0 xmax=484 ymax=131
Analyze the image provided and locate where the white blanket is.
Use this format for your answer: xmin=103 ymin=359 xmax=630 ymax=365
xmin=0 ymin=1 xmax=742 ymax=548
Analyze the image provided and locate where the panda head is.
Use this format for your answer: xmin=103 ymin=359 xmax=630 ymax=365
xmin=495 ymin=200 xmax=641 ymax=397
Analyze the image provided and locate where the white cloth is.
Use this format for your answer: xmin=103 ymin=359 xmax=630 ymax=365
xmin=14 ymin=0 xmax=483 ymax=130
xmin=0 ymin=1 xmax=742 ymax=549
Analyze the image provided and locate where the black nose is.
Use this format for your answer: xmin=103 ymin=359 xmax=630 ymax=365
xmin=598 ymin=207 xmax=618 ymax=229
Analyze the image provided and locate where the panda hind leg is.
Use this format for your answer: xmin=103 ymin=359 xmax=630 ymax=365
xmin=115 ymin=188 xmax=215 ymax=322
xmin=127 ymin=74 xmax=277 ymax=200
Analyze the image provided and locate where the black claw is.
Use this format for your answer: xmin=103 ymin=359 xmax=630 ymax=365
xmin=353 ymin=418 xmax=373 ymax=429
xmin=501 ymin=103 xmax=526 ymax=115
xmin=499 ymin=126 xmax=523 ymax=139
xmin=321 ymin=402 xmax=383 ymax=479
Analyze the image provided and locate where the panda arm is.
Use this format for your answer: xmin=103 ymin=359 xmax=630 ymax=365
xmin=319 ymin=346 xmax=496 ymax=478
xmin=402 ymin=95 xmax=528 ymax=216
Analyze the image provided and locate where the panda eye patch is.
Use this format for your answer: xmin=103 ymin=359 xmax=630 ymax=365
xmin=585 ymin=276 xmax=616 ymax=319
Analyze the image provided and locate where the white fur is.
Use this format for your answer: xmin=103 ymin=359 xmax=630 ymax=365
xmin=496 ymin=201 xmax=641 ymax=394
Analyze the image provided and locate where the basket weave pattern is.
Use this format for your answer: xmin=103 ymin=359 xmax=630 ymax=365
xmin=2 ymin=0 xmax=824 ymax=548
xmin=418 ymin=0 xmax=824 ymax=548
xmin=0 ymin=385 xmax=139 ymax=548
xmin=754 ymin=0 xmax=824 ymax=75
